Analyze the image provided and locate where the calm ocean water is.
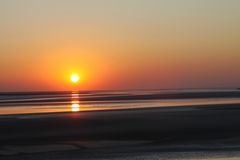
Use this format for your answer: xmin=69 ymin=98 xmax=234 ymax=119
xmin=0 ymin=89 xmax=240 ymax=115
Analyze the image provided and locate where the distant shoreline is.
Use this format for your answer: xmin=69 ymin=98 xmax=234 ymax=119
xmin=0 ymin=88 xmax=239 ymax=94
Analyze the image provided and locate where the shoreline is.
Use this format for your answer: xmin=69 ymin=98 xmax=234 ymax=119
xmin=1 ymin=103 xmax=240 ymax=159
xmin=1 ymin=103 xmax=240 ymax=143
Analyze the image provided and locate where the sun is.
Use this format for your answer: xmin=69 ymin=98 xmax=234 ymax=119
xmin=70 ymin=74 xmax=80 ymax=83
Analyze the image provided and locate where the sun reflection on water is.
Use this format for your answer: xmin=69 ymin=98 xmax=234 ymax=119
xmin=71 ymin=92 xmax=80 ymax=112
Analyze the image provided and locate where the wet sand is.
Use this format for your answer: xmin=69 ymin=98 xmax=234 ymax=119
xmin=1 ymin=103 xmax=240 ymax=159
xmin=1 ymin=90 xmax=240 ymax=159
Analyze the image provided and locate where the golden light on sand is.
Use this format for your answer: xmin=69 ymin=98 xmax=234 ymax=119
xmin=71 ymin=74 xmax=80 ymax=83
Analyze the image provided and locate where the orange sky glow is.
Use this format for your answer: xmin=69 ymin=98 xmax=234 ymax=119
xmin=0 ymin=0 xmax=240 ymax=91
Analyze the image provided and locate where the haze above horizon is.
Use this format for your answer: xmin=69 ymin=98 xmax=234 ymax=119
xmin=0 ymin=0 xmax=240 ymax=91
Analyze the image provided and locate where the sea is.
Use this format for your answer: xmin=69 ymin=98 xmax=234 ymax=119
xmin=0 ymin=89 xmax=240 ymax=115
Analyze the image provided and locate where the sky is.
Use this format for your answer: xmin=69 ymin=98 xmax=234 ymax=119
xmin=0 ymin=0 xmax=240 ymax=91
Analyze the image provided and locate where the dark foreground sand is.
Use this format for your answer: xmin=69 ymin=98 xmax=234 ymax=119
xmin=1 ymin=103 xmax=240 ymax=159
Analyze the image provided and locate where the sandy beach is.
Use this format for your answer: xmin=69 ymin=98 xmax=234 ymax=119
xmin=1 ymin=98 xmax=240 ymax=159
